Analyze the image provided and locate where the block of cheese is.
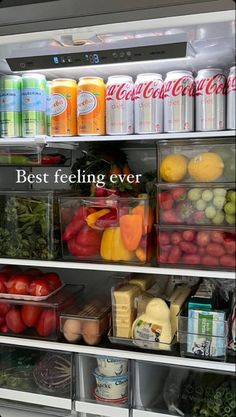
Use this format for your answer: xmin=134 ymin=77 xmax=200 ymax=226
xmin=129 ymin=276 xmax=153 ymax=292
xmin=113 ymin=284 xmax=141 ymax=338
xmin=168 ymin=285 xmax=191 ymax=338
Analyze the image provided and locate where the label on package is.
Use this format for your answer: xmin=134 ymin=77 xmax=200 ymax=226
xmin=77 ymin=91 xmax=97 ymax=115
xmin=133 ymin=319 xmax=162 ymax=342
xmin=0 ymin=89 xmax=21 ymax=112
xmin=22 ymin=88 xmax=46 ymax=112
xmin=51 ymin=93 xmax=67 ymax=116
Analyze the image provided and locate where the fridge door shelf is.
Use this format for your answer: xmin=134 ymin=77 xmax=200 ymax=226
xmin=108 ymin=329 xmax=177 ymax=352
xmin=75 ymin=400 xmax=129 ymax=417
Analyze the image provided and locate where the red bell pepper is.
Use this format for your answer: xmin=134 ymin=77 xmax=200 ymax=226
xmin=67 ymin=225 xmax=102 ymax=257
xmin=95 ymin=208 xmax=118 ymax=228
xmin=62 ymin=207 xmax=96 ymax=241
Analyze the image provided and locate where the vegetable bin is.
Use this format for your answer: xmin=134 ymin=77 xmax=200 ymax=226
xmin=59 ymin=196 xmax=155 ymax=264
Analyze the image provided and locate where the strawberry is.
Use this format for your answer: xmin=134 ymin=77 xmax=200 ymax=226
xmin=179 ymin=241 xmax=198 ymax=254
xmin=175 ymin=201 xmax=195 ymax=221
xmin=223 ymin=237 xmax=236 ymax=255
xmin=168 ymin=246 xmax=182 ymax=264
xmin=159 ymin=231 xmax=170 ymax=245
xmin=158 ymin=252 xmax=169 ymax=263
xmin=161 ymin=244 xmax=172 ymax=253
xmin=196 ymin=231 xmax=210 ymax=247
xmin=198 ymin=247 xmax=206 ymax=256
xmin=171 ymin=187 xmax=187 ymax=201
xmin=158 ymin=192 xmax=173 ymax=210
xmin=182 ymin=230 xmax=196 ymax=242
xmin=183 ymin=254 xmax=200 ymax=265
xmin=162 ymin=209 xmax=181 ymax=224
xmin=193 ymin=210 xmax=207 ymax=224
xmin=219 ymin=254 xmax=235 ymax=268
xmin=210 ymin=231 xmax=224 ymax=243
xmin=201 ymin=255 xmax=219 ymax=266
xmin=206 ymin=243 xmax=225 ymax=257
xmin=170 ymin=232 xmax=182 ymax=245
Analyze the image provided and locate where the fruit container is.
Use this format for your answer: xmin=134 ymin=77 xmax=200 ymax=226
xmin=0 ymin=346 xmax=73 ymax=400
xmin=60 ymin=295 xmax=111 ymax=346
xmin=0 ymin=191 xmax=61 ymax=260
xmin=157 ymin=138 xmax=235 ymax=183
xmin=156 ymin=226 xmax=236 ymax=270
xmin=157 ymin=184 xmax=236 ymax=226
xmin=0 ymin=144 xmax=71 ymax=166
xmin=0 ymin=284 xmax=84 ymax=340
xmin=59 ymin=196 xmax=155 ymax=264
xmin=178 ymin=314 xmax=228 ymax=361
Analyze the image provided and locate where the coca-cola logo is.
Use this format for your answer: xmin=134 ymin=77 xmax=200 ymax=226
xmin=195 ymin=74 xmax=227 ymax=96
xmin=162 ymin=77 xmax=195 ymax=99
xmin=106 ymin=82 xmax=133 ymax=101
xmin=133 ymin=80 xmax=163 ymax=100
xmin=227 ymin=75 xmax=236 ymax=93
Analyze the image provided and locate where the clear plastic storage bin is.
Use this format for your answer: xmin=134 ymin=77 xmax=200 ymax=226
xmin=157 ymin=138 xmax=235 ymax=183
xmin=0 ymin=145 xmax=71 ymax=166
xmin=59 ymin=196 xmax=154 ymax=264
xmin=0 ymin=285 xmax=84 ymax=340
xmin=156 ymin=226 xmax=236 ymax=270
xmin=157 ymin=184 xmax=236 ymax=226
xmin=0 ymin=191 xmax=61 ymax=260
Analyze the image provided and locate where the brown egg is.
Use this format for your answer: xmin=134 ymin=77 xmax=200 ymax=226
xmin=82 ymin=320 xmax=101 ymax=345
xmin=63 ymin=319 xmax=82 ymax=343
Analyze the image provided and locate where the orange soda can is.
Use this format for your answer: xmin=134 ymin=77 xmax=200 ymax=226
xmin=51 ymin=79 xmax=77 ymax=136
xmin=77 ymin=77 xmax=105 ymax=135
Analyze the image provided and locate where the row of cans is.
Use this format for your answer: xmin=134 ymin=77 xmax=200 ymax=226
xmin=0 ymin=67 xmax=235 ymax=138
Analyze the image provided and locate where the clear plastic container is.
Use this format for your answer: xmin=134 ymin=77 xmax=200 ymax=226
xmin=0 ymin=145 xmax=71 ymax=166
xmin=0 ymin=345 xmax=73 ymax=400
xmin=156 ymin=183 xmax=236 ymax=226
xmin=0 ymin=284 xmax=84 ymax=340
xmin=156 ymin=226 xmax=236 ymax=270
xmin=178 ymin=315 xmax=227 ymax=361
xmin=157 ymin=138 xmax=235 ymax=183
xmin=59 ymin=196 xmax=155 ymax=264
xmin=0 ymin=191 xmax=61 ymax=260
xmin=60 ymin=295 xmax=111 ymax=345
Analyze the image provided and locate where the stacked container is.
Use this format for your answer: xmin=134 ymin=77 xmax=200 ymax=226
xmin=156 ymin=137 xmax=236 ymax=270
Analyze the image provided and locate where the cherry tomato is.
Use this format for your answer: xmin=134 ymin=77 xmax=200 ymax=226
xmin=43 ymin=273 xmax=61 ymax=291
xmin=36 ymin=309 xmax=58 ymax=337
xmin=21 ymin=305 xmax=43 ymax=327
xmin=6 ymin=309 xmax=26 ymax=334
xmin=29 ymin=279 xmax=51 ymax=297
xmin=7 ymin=274 xmax=31 ymax=295
xmin=0 ymin=302 xmax=11 ymax=316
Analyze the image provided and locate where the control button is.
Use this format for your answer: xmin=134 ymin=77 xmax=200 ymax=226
xmin=60 ymin=56 xmax=66 ymax=64
xmin=20 ymin=63 xmax=26 ymax=69
xmin=126 ymin=51 xmax=132 ymax=56
xmin=67 ymin=56 xmax=73 ymax=63
xmin=119 ymin=51 xmax=125 ymax=58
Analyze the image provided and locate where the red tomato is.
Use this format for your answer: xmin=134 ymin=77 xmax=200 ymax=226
xmin=0 ymin=316 xmax=5 ymax=327
xmin=6 ymin=309 xmax=26 ymax=334
xmin=43 ymin=273 xmax=61 ymax=291
xmin=7 ymin=274 xmax=31 ymax=295
xmin=36 ymin=309 xmax=58 ymax=337
xmin=29 ymin=279 xmax=51 ymax=296
xmin=0 ymin=324 xmax=9 ymax=333
xmin=0 ymin=302 xmax=11 ymax=316
xmin=25 ymin=268 xmax=42 ymax=277
xmin=1 ymin=265 xmax=21 ymax=274
xmin=0 ymin=273 xmax=9 ymax=284
xmin=21 ymin=305 xmax=43 ymax=327
xmin=0 ymin=280 xmax=7 ymax=294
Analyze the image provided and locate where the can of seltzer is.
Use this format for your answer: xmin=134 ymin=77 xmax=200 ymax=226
xmin=46 ymin=81 xmax=52 ymax=136
xmin=0 ymin=75 xmax=22 ymax=138
xmin=21 ymin=73 xmax=47 ymax=137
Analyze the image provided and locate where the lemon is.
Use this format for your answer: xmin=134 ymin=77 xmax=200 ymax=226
xmin=188 ymin=152 xmax=224 ymax=181
xmin=160 ymin=154 xmax=188 ymax=182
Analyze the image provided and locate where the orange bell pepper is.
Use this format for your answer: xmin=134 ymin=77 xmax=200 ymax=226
xmin=120 ymin=214 xmax=143 ymax=251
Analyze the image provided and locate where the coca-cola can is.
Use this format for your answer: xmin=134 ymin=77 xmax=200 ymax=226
xmin=163 ymin=70 xmax=194 ymax=132
xmin=134 ymin=73 xmax=163 ymax=134
xmin=227 ymin=66 xmax=236 ymax=130
xmin=106 ymin=75 xmax=134 ymax=135
xmin=195 ymin=68 xmax=227 ymax=131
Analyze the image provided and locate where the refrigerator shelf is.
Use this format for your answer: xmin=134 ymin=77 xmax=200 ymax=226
xmin=75 ymin=400 xmax=129 ymax=417
xmin=0 ymin=389 xmax=72 ymax=410
xmin=0 ymin=258 xmax=234 ymax=280
xmin=0 ymin=336 xmax=234 ymax=373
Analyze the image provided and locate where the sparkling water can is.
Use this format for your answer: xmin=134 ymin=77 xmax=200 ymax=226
xmin=0 ymin=75 xmax=22 ymax=138
xmin=22 ymin=73 xmax=47 ymax=137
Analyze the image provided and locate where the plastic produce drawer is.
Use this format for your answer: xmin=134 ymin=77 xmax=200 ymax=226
xmin=157 ymin=138 xmax=235 ymax=184
xmin=0 ymin=346 xmax=73 ymax=410
xmin=59 ymin=196 xmax=154 ymax=265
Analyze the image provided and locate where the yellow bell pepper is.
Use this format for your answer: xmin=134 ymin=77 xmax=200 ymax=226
xmin=86 ymin=209 xmax=110 ymax=230
xmin=100 ymin=227 xmax=134 ymax=262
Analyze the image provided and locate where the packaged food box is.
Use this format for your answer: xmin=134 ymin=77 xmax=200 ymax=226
xmin=157 ymin=138 xmax=235 ymax=183
xmin=157 ymin=226 xmax=236 ymax=270
xmin=178 ymin=313 xmax=227 ymax=361
xmin=60 ymin=295 xmax=111 ymax=345
xmin=0 ymin=284 xmax=84 ymax=340
xmin=59 ymin=196 xmax=155 ymax=264
xmin=0 ymin=345 xmax=73 ymax=399
xmin=0 ymin=191 xmax=61 ymax=260
xmin=157 ymin=184 xmax=236 ymax=226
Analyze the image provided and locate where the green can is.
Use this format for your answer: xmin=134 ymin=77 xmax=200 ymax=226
xmin=46 ymin=81 xmax=52 ymax=136
xmin=22 ymin=73 xmax=47 ymax=137
xmin=0 ymin=75 xmax=22 ymax=138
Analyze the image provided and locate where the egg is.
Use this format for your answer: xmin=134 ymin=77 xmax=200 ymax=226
xmin=63 ymin=319 xmax=82 ymax=343
xmin=82 ymin=320 xmax=101 ymax=346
